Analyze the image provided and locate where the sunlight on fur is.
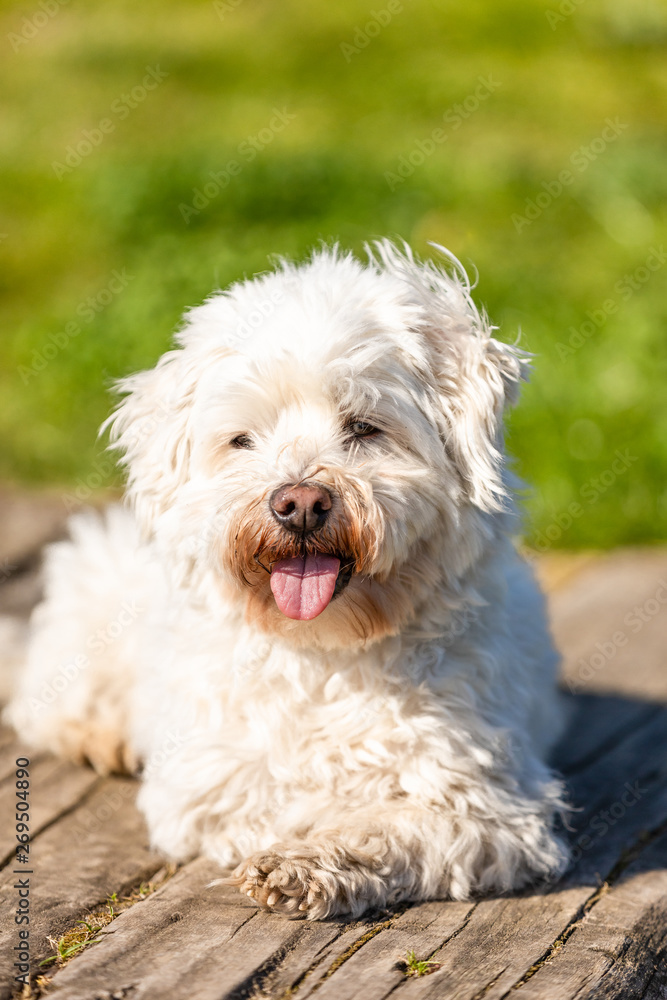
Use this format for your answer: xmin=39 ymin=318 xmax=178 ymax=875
xmin=5 ymin=241 xmax=568 ymax=918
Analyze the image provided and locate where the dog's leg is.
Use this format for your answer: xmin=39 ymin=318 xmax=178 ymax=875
xmin=225 ymin=778 xmax=568 ymax=919
xmin=4 ymin=507 xmax=150 ymax=775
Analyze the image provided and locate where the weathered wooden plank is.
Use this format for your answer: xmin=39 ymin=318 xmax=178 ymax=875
xmin=507 ymin=830 xmax=667 ymax=999
xmin=297 ymin=900 xmax=475 ymax=1000
xmin=244 ymin=912 xmax=370 ymax=999
xmin=41 ymin=863 xmax=471 ymax=1000
xmin=305 ymin=707 xmax=667 ymax=1000
xmin=45 ymin=858 xmax=350 ymax=1000
xmin=0 ymin=565 xmax=42 ymax=619
xmin=0 ymin=725 xmax=16 ymax=750
xmin=564 ymin=707 xmax=667 ymax=887
xmin=0 ymin=775 xmax=162 ymax=997
xmin=0 ymin=489 xmax=70 ymax=572
xmin=530 ymin=550 xmax=599 ymax=596
xmin=383 ymin=888 xmax=591 ymax=1000
xmin=0 ymin=750 xmax=99 ymax=867
xmin=547 ymin=548 xmax=667 ymax=700
xmin=551 ymin=692 xmax=660 ymax=776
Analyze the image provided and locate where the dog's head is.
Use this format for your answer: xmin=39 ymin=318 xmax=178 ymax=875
xmin=107 ymin=241 xmax=525 ymax=648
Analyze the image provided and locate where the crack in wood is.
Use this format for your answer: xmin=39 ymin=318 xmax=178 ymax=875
xmin=432 ymin=900 xmax=478 ymax=953
xmin=226 ymin=908 xmax=259 ymax=942
xmin=287 ymin=904 xmax=412 ymax=997
xmin=0 ymin=774 xmax=105 ymax=871
xmin=495 ymin=814 xmax=667 ymax=997
xmin=377 ymin=904 xmax=481 ymax=1000
xmin=468 ymin=965 xmax=509 ymax=1000
xmin=274 ymin=924 xmax=350 ymax=1000
xmin=584 ymin=901 xmax=667 ymax=1000
xmin=219 ymin=926 xmax=312 ymax=1000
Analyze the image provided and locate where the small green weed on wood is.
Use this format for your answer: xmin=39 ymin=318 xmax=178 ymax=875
xmin=402 ymin=949 xmax=442 ymax=977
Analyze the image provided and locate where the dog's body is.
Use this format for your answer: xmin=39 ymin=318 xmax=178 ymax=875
xmin=7 ymin=242 xmax=568 ymax=917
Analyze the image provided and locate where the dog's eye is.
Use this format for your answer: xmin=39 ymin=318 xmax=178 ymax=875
xmin=347 ymin=420 xmax=380 ymax=439
xmin=230 ymin=434 xmax=254 ymax=449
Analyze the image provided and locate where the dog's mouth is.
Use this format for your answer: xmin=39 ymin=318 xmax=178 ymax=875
xmin=267 ymin=553 xmax=354 ymax=621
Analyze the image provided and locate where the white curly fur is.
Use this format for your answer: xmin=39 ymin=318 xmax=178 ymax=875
xmin=6 ymin=241 xmax=568 ymax=918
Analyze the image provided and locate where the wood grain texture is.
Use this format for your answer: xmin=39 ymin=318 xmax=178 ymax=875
xmin=507 ymin=831 xmax=667 ymax=1000
xmin=0 ymin=752 xmax=99 ymax=866
xmin=297 ymin=900 xmax=475 ymax=1000
xmin=385 ymin=889 xmax=593 ymax=1000
xmin=0 ymin=566 xmax=43 ymax=620
xmin=0 ymin=776 xmax=162 ymax=998
xmin=547 ymin=548 xmax=667 ymax=701
xmin=47 ymin=858 xmax=351 ymax=1000
xmin=0 ymin=488 xmax=71 ymax=572
xmin=551 ymin=693 xmax=661 ymax=777
xmin=563 ymin=707 xmax=667 ymax=887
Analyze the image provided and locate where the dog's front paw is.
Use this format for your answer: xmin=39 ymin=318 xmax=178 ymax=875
xmin=224 ymin=849 xmax=336 ymax=918
xmin=223 ymin=841 xmax=386 ymax=919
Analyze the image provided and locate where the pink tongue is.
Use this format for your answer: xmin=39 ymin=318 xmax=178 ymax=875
xmin=270 ymin=554 xmax=341 ymax=621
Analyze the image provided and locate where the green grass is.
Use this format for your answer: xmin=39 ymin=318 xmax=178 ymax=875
xmin=1 ymin=0 xmax=666 ymax=546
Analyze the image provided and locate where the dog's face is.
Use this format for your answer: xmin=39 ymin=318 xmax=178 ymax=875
xmin=108 ymin=243 xmax=523 ymax=648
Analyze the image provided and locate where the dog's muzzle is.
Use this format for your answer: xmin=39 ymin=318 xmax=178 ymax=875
xmin=266 ymin=482 xmax=353 ymax=621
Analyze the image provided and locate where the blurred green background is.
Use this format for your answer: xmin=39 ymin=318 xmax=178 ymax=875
xmin=1 ymin=0 xmax=666 ymax=548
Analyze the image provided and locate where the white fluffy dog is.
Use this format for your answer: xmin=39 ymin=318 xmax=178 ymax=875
xmin=7 ymin=241 xmax=568 ymax=918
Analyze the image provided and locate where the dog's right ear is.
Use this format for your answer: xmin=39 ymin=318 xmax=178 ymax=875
xmin=370 ymin=239 xmax=528 ymax=513
xmin=103 ymin=348 xmax=201 ymax=536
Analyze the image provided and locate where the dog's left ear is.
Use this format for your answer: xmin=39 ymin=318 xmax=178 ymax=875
xmin=373 ymin=241 xmax=527 ymax=511
xmin=102 ymin=348 xmax=202 ymax=536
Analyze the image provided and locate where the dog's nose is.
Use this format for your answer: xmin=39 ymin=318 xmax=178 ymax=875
xmin=270 ymin=483 xmax=332 ymax=534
